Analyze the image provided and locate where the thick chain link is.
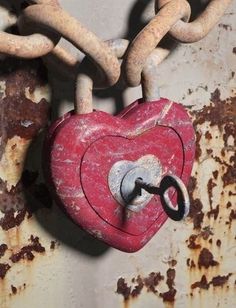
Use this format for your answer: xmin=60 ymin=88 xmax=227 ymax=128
xmin=19 ymin=4 xmax=120 ymax=87
xmin=0 ymin=0 xmax=233 ymax=110
xmin=124 ymin=0 xmax=233 ymax=87
xmin=157 ymin=0 xmax=233 ymax=43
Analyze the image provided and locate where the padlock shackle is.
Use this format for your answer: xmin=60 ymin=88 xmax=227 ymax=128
xmin=75 ymin=39 xmax=167 ymax=114
xmin=75 ymin=39 xmax=129 ymax=114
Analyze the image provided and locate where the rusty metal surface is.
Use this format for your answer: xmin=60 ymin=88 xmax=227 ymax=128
xmin=0 ymin=0 xmax=235 ymax=307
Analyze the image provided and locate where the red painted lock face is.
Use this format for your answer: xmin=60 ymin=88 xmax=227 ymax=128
xmin=44 ymin=98 xmax=195 ymax=252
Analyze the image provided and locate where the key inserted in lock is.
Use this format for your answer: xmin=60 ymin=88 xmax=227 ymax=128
xmin=108 ymin=155 xmax=190 ymax=220
xmin=108 ymin=155 xmax=162 ymax=212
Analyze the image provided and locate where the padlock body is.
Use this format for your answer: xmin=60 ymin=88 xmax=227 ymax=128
xmin=44 ymin=98 xmax=195 ymax=252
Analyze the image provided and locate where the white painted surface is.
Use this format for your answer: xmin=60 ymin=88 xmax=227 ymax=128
xmin=0 ymin=1 xmax=235 ymax=307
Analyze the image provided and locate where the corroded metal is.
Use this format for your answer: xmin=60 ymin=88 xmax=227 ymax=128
xmin=20 ymin=4 xmax=120 ymax=86
xmin=124 ymin=0 xmax=191 ymax=87
xmin=0 ymin=58 xmax=51 ymax=211
xmin=76 ymin=39 xmax=169 ymax=113
xmin=0 ymin=1 xmax=234 ymax=308
xmin=157 ymin=0 xmax=233 ymax=42
xmin=75 ymin=39 xmax=129 ymax=114
xmin=125 ymin=0 xmax=232 ymax=87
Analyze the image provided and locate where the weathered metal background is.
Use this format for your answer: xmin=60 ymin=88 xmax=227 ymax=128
xmin=0 ymin=0 xmax=235 ymax=307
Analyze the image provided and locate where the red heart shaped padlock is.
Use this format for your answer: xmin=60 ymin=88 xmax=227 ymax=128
xmin=44 ymin=98 xmax=195 ymax=252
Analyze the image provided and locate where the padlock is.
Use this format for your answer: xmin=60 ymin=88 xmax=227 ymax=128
xmin=44 ymin=40 xmax=195 ymax=252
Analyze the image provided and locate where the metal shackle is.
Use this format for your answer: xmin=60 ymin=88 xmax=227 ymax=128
xmin=75 ymin=39 xmax=170 ymax=114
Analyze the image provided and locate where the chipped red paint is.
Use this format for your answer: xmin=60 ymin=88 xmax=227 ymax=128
xmin=45 ymin=98 xmax=195 ymax=252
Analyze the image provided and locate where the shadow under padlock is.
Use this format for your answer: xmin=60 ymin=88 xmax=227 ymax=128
xmin=44 ymin=39 xmax=195 ymax=253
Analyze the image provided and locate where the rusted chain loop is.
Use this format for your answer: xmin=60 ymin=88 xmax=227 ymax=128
xmin=124 ymin=0 xmax=191 ymax=87
xmin=156 ymin=0 xmax=233 ymax=43
xmin=76 ymin=39 xmax=170 ymax=114
xmin=0 ymin=0 xmax=60 ymax=58
xmin=19 ymin=4 xmax=120 ymax=87
xmin=142 ymin=47 xmax=170 ymax=102
xmin=76 ymin=39 xmax=129 ymax=114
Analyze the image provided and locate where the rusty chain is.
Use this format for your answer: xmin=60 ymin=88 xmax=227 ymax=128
xmin=124 ymin=0 xmax=232 ymax=87
xmin=0 ymin=0 xmax=233 ymax=112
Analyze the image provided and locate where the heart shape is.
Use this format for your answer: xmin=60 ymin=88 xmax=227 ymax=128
xmin=44 ymin=98 xmax=195 ymax=252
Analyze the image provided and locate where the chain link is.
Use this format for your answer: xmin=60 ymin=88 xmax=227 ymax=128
xmin=124 ymin=0 xmax=232 ymax=87
xmin=20 ymin=4 xmax=120 ymax=87
xmin=124 ymin=0 xmax=191 ymax=87
xmin=0 ymin=0 xmax=233 ymax=109
xmin=157 ymin=0 xmax=233 ymax=43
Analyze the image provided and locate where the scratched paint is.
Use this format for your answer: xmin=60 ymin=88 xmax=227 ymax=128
xmin=0 ymin=0 xmax=235 ymax=308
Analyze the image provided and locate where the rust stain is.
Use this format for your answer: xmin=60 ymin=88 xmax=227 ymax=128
xmin=50 ymin=240 xmax=58 ymax=250
xmin=191 ymin=275 xmax=209 ymax=290
xmin=159 ymin=269 xmax=176 ymax=303
xmin=207 ymin=204 xmax=219 ymax=220
xmin=216 ymin=239 xmax=221 ymax=247
xmin=0 ymin=244 xmax=8 ymax=258
xmin=185 ymin=89 xmax=236 ymax=302
xmin=130 ymin=276 xmax=144 ymax=298
xmin=116 ymin=271 xmax=164 ymax=301
xmin=191 ymin=273 xmax=232 ymax=290
xmin=0 ymin=208 xmax=27 ymax=231
xmin=116 ymin=268 xmax=179 ymax=305
xmin=207 ymin=178 xmax=217 ymax=209
xmin=0 ymin=57 xmax=49 ymax=146
xmin=198 ymin=248 xmax=219 ymax=269
xmin=143 ymin=272 xmax=164 ymax=294
xmin=187 ymin=177 xmax=204 ymax=230
xmin=115 ymin=91 xmax=236 ymax=305
xmin=218 ymin=23 xmax=232 ymax=31
xmin=10 ymin=235 xmax=45 ymax=263
xmin=0 ymin=263 xmax=11 ymax=279
xmin=10 ymin=285 xmax=17 ymax=295
xmin=117 ymin=277 xmax=131 ymax=301
xmin=191 ymin=89 xmax=236 ymax=129
xmin=187 ymin=234 xmax=201 ymax=249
